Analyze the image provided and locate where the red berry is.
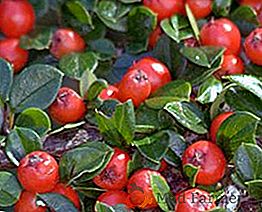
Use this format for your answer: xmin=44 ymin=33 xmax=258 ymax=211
xmin=99 ymin=85 xmax=119 ymax=100
xmin=200 ymin=18 xmax=241 ymax=55
xmin=149 ymin=26 xmax=162 ymax=48
xmin=143 ymin=0 xmax=185 ymax=21
xmin=93 ymin=148 xmax=130 ymax=190
xmin=0 ymin=38 xmax=28 ymax=73
xmin=184 ymin=37 xmax=199 ymax=47
xmin=0 ymin=0 xmax=35 ymax=38
xmin=214 ymin=54 xmax=244 ymax=79
xmin=210 ymin=112 xmax=234 ymax=142
xmin=182 ymin=140 xmax=226 ymax=186
xmin=118 ymin=69 xmax=151 ymax=107
xmin=50 ymin=28 xmax=85 ymax=59
xmin=14 ymin=191 xmax=46 ymax=212
xmin=49 ymin=87 xmax=86 ymax=124
xmin=127 ymin=169 xmax=163 ymax=209
xmin=17 ymin=151 xmax=59 ymax=193
xmin=129 ymin=57 xmax=172 ymax=93
xmin=240 ymin=0 xmax=262 ymax=12
xmin=97 ymin=191 xmax=132 ymax=208
xmin=244 ymin=27 xmax=262 ymax=65
xmin=51 ymin=183 xmax=80 ymax=209
xmin=158 ymin=160 xmax=168 ymax=172
xmin=175 ymin=188 xmax=216 ymax=212
xmin=186 ymin=0 xmax=212 ymax=19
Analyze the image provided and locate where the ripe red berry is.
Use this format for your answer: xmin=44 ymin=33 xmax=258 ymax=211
xmin=129 ymin=57 xmax=172 ymax=93
xmin=0 ymin=0 xmax=35 ymax=38
xmin=175 ymin=188 xmax=216 ymax=212
xmin=184 ymin=37 xmax=199 ymax=47
xmin=50 ymin=28 xmax=86 ymax=59
xmin=0 ymin=38 xmax=29 ymax=73
xmin=143 ymin=0 xmax=185 ymax=21
xmin=99 ymin=85 xmax=119 ymax=100
xmin=182 ymin=140 xmax=226 ymax=186
xmin=240 ymin=0 xmax=262 ymax=12
xmin=244 ymin=27 xmax=262 ymax=65
xmin=93 ymin=148 xmax=130 ymax=190
xmin=210 ymin=112 xmax=234 ymax=142
xmin=14 ymin=191 xmax=46 ymax=212
xmin=186 ymin=0 xmax=212 ymax=19
xmin=158 ymin=160 xmax=168 ymax=172
xmin=17 ymin=151 xmax=59 ymax=193
xmin=97 ymin=191 xmax=132 ymax=208
xmin=214 ymin=54 xmax=244 ymax=79
xmin=118 ymin=69 xmax=151 ymax=107
xmin=200 ymin=18 xmax=241 ymax=55
xmin=148 ymin=26 xmax=162 ymax=48
xmin=49 ymin=87 xmax=86 ymax=124
xmin=51 ymin=183 xmax=80 ymax=209
xmin=127 ymin=169 xmax=163 ymax=209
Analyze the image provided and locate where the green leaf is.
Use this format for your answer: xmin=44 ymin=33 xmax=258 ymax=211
xmin=208 ymin=208 xmax=227 ymax=212
xmin=119 ymin=0 xmax=141 ymax=3
xmin=96 ymin=101 xmax=135 ymax=146
xmin=224 ymin=75 xmax=262 ymax=100
xmin=0 ymin=171 xmax=22 ymax=207
xmin=164 ymin=101 xmax=208 ymax=134
xmin=180 ymin=46 xmax=225 ymax=68
xmin=59 ymin=52 xmax=98 ymax=80
xmin=15 ymin=108 xmax=51 ymax=136
xmin=87 ymin=79 xmax=108 ymax=101
xmin=150 ymin=174 xmax=175 ymax=211
xmin=234 ymin=143 xmax=262 ymax=182
xmin=0 ymin=59 xmax=13 ymax=102
xmin=6 ymin=127 xmax=42 ymax=166
xmin=196 ymin=76 xmax=223 ymax=104
xmin=95 ymin=202 xmax=114 ymax=212
xmin=80 ymin=70 xmax=97 ymax=97
xmin=183 ymin=164 xmax=199 ymax=187
xmin=217 ymin=112 xmax=260 ymax=160
xmin=245 ymin=180 xmax=262 ymax=200
xmin=10 ymin=65 xmax=63 ymax=113
xmin=212 ymin=0 xmax=232 ymax=17
xmin=20 ymin=27 xmax=52 ymax=50
xmin=133 ymin=131 xmax=170 ymax=163
xmin=59 ymin=142 xmax=114 ymax=183
xmin=185 ymin=4 xmax=200 ymax=42
xmin=145 ymin=97 xmax=188 ymax=110
xmin=89 ymin=39 xmax=117 ymax=60
xmin=38 ymin=193 xmax=78 ymax=212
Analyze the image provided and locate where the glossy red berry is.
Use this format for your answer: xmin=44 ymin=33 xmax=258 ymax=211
xmin=129 ymin=57 xmax=172 ymax=93
xmin=49 ymin=87 xmax=86 ymax=124
xmin=210 ymin=112 xmax=234 ymax=142
xmin=143 ymin=0 xmax=185 ymax=21
xmin=51 ymin=183 xmax=80 ymax=209
xmin=50 ymin=28 xmax=86 ymax=59
xmin=244 ymin=27 xmax=262 ymax=65
xmin=93 ymin=148 xmax=130 ymax=190
xmin=214 ymin=54 xmax=244 ymax=79
xmin=14 ymin=191 xmax=46 ymax=212
xmin=182 ymin=140 xmax=226 ymax=186
xmin=0 ymin=0 xmax=35 ymax=38
xmin=0 ymin=38 xmax=29 ymax=73
xmin=158 ymin=160 xmax=168 ymax=172
xmin=186 ymin=0 xmax=212 ymax=19
xmin=184 ymin=37 xmax=199 ymax=47
xmin=149 ymin=26 xmax=162 ymax=48
xmin=99 ymin=85 xmax=119 ymax=100
xmin=175 ymin=188 xmax=216 ymax=212
xmin=17 ymin=151 xmax=59 ymax=193
xmin=127 ymin=169 xmax=163 ymax=209
xmin=118 ymin=69 xmax=151 ymax=107
xmin=200 ymin=18 xmax=241 ymax=55
xmin=97 ymin=191 xmax=132 ymax=208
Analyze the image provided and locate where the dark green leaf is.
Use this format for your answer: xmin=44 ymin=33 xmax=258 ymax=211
xmin=0 ymin=171 xmax=22 ymax=207
xmin=15 ymin=108 xmax=51 ymax=136
xmin=145 ymin=97 xmax=189 ymax=110
xmin=80 ymin=70 xmax=97 ymax=97
xmin=94 ymin=202 xmax=130 ymax=212
xmin=10 ymin=64 xmax=63 ymax=113
xmin=59 ymin=52 xmax=98 ymax=80
xmin=217 ymin=112 xmax=260 ymax=160
xmin=212 ymin=0 xmax=232 ymax=17
xmin=6 ymin=127 xmax=42 ymax=165
xmin=246 ymin=180 xmax=262 ymax=200
xmin=29 ymin=0 xmax=49 ymax=18
xmin=38 ymin=193 xmax=78 ymax=212
xmin=0 ymin=59 xmax=13 ymax=102
xmin=185 ymin=4 xmax=200 ymax=42
xmin=87 ymin=79 xmax=108 ymax=101
xmin=183 ymin=164 xmax=199 ymax=187
xmin=89 ymin=39 xmax=117 ymax=60
xmin=164 ymin=101 xmax=208 ymax=134
xmin=119 ymin=0 xmax=141 ymax=3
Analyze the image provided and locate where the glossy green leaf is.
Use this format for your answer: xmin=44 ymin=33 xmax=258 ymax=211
xmin=183 ymin=164 xmax=199 ymax=187
xmin=87 ymin=79 xmax=108 ymax=101
xmin=212 ymin=0 xmax=232 ymax=17
xmin=94 ymin=202 xmax=131 ymax=212
xmin=0 ymin=59 xmax=13 ymax=102
xmin=10 ymin=64 xmax=63 ymax=113
xmin=80 ymin=70 xmax=97 ymax=97
xmin=89 ymin=39 xmax=117 ymax=61
xmin=145 ymin=97 xmax=188 ymax=110
xmin=59 ymin=52 xmax=98 ymax=80
xmin=185 ymin=4 xmax=200 ymax=42
xmin=245 ymin=180 xmax=262 ymax=200
xmin=0 ymin=171 xmax=22 ymax=207
xmin=164 ymin=101 xmax=208 ymax=134
xmin=15 ymin=108 xmax=51 ymax=136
